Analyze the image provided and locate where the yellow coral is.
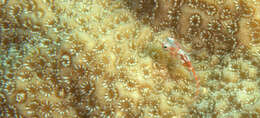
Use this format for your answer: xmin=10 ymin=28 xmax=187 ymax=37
xmin=0 ymin=0 xmax=260 ymax=117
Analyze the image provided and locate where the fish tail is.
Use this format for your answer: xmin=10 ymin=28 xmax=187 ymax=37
xmin=190 ymin=67 xmax=200 ymax=97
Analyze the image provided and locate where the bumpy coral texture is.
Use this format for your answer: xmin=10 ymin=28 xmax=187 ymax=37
xmin=0 ymin=0 xmax=260 ymax=117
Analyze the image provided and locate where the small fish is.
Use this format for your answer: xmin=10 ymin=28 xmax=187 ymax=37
xmin=162 ymin=37 xmax=200 ymax=97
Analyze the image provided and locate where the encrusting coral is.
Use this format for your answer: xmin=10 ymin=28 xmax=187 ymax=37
xmin=0 ymin=0 xmax=260 ymax=117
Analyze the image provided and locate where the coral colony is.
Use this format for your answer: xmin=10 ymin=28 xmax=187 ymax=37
xmin=1 ymin=0 xmax=260 ymax=117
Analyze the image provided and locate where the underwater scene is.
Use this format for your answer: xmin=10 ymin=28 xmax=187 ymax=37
xmin=0 ymin=0 xmax=260 ymax=117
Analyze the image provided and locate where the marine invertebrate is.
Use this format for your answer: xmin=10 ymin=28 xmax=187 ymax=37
xmin=0 ymin=92 xmax=7 ymax=105
xmin=0 ymin=0 xmax=260 ymax=117
xmin=38 ymin=100 xmax=55 ymax=118
xmin=54 ymin=85 xmax=68 ymax=99
xmin=15 ymin=90 xmax=28 ymax=104
xmin=187 ymin=13 xmax=203 ymax=37
xmin=25 ymin=84 xmax=40 ymax=98
xmin=226 ymin=19 xmax=239 ymax=35
xmin=55 ymin=101 xmax=72 ymax=116
xmin=104 ymin=87 xmax=119 ymax=102
xmin=25 ymin=99 xmax=41 ymax=116
xmin=205 ymin=3 xmax=218 ymax=16
xmin=220 ymin=7 xmax=232 ymax=20
xmin=39 ymin=82 xmax=55 ymax=97
xmin=189 ymin=13 xmax=202 ymax=28
xmin=207 ymin=19 xmax=222 ymax=32
xmin=235 ymin=0 xmax=255 ymax=18
xmin=78 ymin=80 xmax=96 ymax=96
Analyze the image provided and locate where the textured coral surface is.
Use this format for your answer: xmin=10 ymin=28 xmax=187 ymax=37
xmin=0 ymin=0 xmax=260 ymax=117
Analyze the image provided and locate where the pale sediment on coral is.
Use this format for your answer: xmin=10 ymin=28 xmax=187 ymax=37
xmin=0 ymin=0 xmax=260 ymax=117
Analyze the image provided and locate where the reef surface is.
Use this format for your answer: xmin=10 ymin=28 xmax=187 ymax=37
xmin=0 ymin=0 xmax=260 ymax=117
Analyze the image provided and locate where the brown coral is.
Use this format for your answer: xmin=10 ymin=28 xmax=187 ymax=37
xmin=0 ymin=0 xmax=260 ymax=117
